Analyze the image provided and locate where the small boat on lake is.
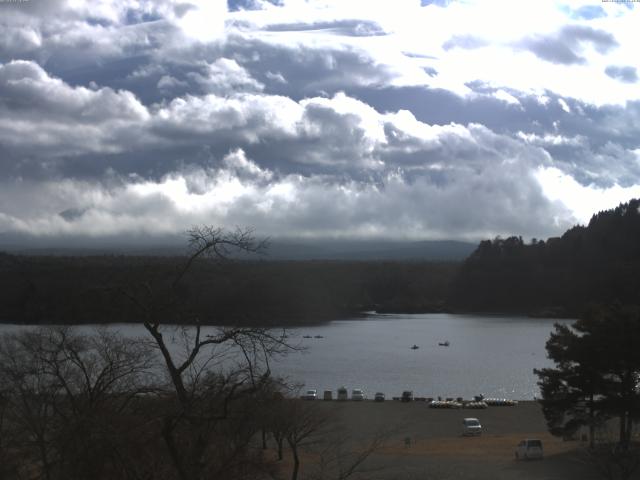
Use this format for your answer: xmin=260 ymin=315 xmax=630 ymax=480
xmin=303 ymin=335 xmax=312 ymax=338
xmin=411 ymin=344 xmax=419 ymax=350
xmin=438 ymin=341 xmax=450 ymax=347
xmin=314 ymin=335 xmax=324 ymax=339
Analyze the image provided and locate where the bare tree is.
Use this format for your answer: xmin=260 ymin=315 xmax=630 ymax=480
xmin=265 ymin=399 xmax=391 ymax=480
xmin=0 ymin=327 xmax=156 ymax=480
xmin=116 ymin=226 xmax=294 ymax=480
xmin=283 ymin=401 xmax=330 ymax=480
xmin=311 ymin=426 xmax=390 ymax=480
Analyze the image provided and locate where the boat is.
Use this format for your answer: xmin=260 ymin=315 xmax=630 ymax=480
xmin=411 ymin=344 xmax=419 ymax=350
xmin=303 ymin=335 xmax=312 ymax=338
xmin=314 ymin=335 xmax=324 ymax=339
xmin=438 ymin=341 xmax=450 ymax=347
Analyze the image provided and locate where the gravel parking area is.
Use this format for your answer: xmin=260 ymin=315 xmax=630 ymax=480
xmin=305 ymin=400 xmax=601 ymax=480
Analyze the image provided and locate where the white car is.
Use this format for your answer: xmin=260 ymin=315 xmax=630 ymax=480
xmin=515 ymin=439 xmax=543 ymax=460
xmin=302 ymin=389 xmax=317 ymax=400
xmin=462 ymin=417 xmax=482 ymax=436
xmin=351 ymin=389 xmax=365 ymax=401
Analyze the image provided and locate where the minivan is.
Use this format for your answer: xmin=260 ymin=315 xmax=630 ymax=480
xmin=462 ymin=417 xmax=482 ymax=436
xmin=351 ymin=389 xmax=365 ymax=401
xmin=515 ymin=439 xmax=543 ymax=460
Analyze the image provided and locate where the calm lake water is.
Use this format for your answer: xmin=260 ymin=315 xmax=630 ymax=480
xmin=0 ymin=313 xmax=572 ymax=400
xmin=273 ymin=313 xmax=572 ymax=400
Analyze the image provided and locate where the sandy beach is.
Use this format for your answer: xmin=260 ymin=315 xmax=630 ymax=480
xmin=293 ymin=400 xmax=601 ymax=480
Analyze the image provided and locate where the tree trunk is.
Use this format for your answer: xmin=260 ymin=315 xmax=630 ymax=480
xmin=277 ymin=438 xmax=283 ymax=461
xmin=289 ymin=442 xmax=299 ymax=480
xmin=589 ymin=393 xmax=595 ymax=450
xmin=37 ymin=438 xmax=53 ymax=480
xmin=619 ymin=413 xmax=627 ymax=449
xmin=162 ymin=417 xmax=191 ymax=480
xmin=262 ymin=429 xmax=267 ymax=450
xmin=625 ymin=412 xmax=633 ymax=447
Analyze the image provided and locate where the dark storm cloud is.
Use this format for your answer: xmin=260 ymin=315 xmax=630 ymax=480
xmin=605 ymin=65 xmax=638 ymax=83
xmin=520 ymin=25 xmax=618 ymax=65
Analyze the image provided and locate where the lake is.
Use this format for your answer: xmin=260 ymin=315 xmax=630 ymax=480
xmin=0 ymin=313 xmax=572 ymax=400
xmin=272 ymin=313 xmax=572 ymax=400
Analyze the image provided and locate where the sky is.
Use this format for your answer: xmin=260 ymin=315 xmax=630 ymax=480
xmin=1 ymin=0 xmax=640 ymax=246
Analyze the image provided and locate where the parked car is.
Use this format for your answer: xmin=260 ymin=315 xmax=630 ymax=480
xmin=337 ymin=386 xmax=349 ymax=401
xmin=351 ymin=389 xmax=365 ymax=401
xmin=401 ymin=390 xmax=413 ymax=402
xmin=302 ymin=389 xmax=317 ymax=400
xmin=374 ymin=392 xmax=385 ymax=402
xmin=515 ymin=439 xmax=543 ymax=460
xmin=323 ymin=390 xmax=333 ymax=401
xmin=462 ymin=417 xmax=482 ymax=436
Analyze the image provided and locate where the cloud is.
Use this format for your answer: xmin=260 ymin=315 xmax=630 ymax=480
xmin=520 ymin=25 xmax=618 ymax=65
xmin=567 ymin=5 xmax=607 ymax=21
xmin=0 ymin=60 xmax=150 ymax=166
xmin=0 ymin=57 xmax=580 ymax=240
xmin=184 ymin=58 xmax=264 ymax=93
xmin=0 ymin=148 xmax=573 ymax=242
xmin=1 ymin=0 xmax=640 ymax=244
xmin=442 ymin=34 xmax=488 ymax=51
xmin=265 ymin=19 xmax=388 ymax=37
xmin=605 ymin=65 xmax=638 ymax=83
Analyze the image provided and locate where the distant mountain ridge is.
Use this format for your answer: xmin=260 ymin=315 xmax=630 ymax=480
xmin=0 ymin=237 xmax=476 ymax=261
xmin=264 ymin=239 xmax=476 ymax=261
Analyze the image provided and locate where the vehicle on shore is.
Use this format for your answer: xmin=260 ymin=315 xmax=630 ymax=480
xmin=374 ymin=392 xmax=385 ymax=402
xmin=337 ymin=386 xmax=349 ymax=401
xmin=401 ymin=390 xmax=413 ymax=402
xmin=515 ymin=439 xmax=543 ymax=460
xmin=302 ymin=389 xmax=317 ymax=400
xmin=462 ymin=417 xmax=482 ymax=436
xmin=323 ymin=390 xmax=333 ymax=400
xmin=351 ymin=388 xmax=365 ymax=401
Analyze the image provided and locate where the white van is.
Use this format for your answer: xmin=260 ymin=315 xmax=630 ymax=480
xmin=351 ymin=389 xmax=365 ymax=401
xmin=462 ymin=418 xmax=482 ymax=436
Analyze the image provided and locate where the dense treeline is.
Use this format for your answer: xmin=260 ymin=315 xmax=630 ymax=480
xmin=6 ymin=198 xmax=640 ymax=325
xmin=0 ymin=253 xmax=458 ymax=325
xmin=449 ymin=199 xmax=640 ymax=316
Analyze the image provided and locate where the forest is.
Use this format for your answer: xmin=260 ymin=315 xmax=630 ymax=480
xmin=2 ymin=199 xmax=640 ymax=325
xmin=449 ymin=198 xmax=640 ymax=317
xmin=0 ymin=252 xmax=457 ymax=325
